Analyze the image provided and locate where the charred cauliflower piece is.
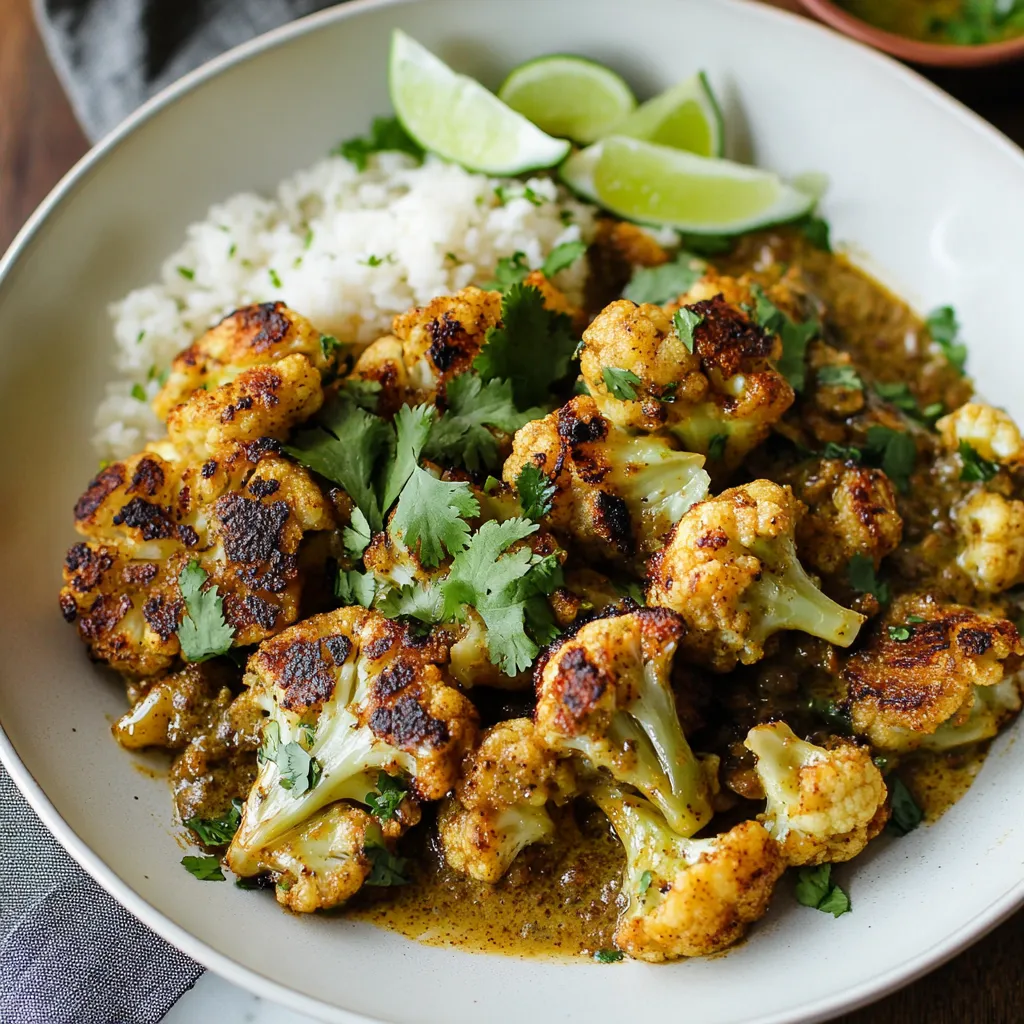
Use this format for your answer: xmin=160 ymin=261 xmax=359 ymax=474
xmin=593 ymin=784 xmax=785 ymax=962
xmin=535 ymin=607 xmax=712 ymax=836
xmin=646 ymin=480 xmax=865 ymax=672
xmin=438 ymin=718 xmax=577 ymax=883
xmin=502 ymin=395 xmax=709 ymax=560
xmin=154 ymin=302 xmax=332 ymax=418
xmin=844 ymin=596 xmax=1023 ymax=753
xmin=227 ymin=607 xmax=477 ymax=885
xmin=954 ymin=490 xmax=1024 ymax=593
xmin=744 ymin=721 xmax=888 ymax=866
xmin=937 ymin=402 xmax=1024 ymax=468
xmin=60 ymin=449 xmax=334 ymax=675
xmin=789 ymin=459 xmax=903 ymax=576
xmin=580 ymin=279 xmax=795 ymax=469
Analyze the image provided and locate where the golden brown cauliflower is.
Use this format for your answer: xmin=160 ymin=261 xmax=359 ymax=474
xmin=154 ymin=302 xmax=333 ymax=418
xmin=502 ymin=395 xmax=709 ymax=560
xmin=646 ymin=480 xmax=865 ymax=672
xmin=843 ymin=596 xmax=1023 ymax=753
xmin=954 ymin=490 xmax=1024 ymax=593
xmin=534 ymin=607 xmax=712 ymax=836
xmin=60 ymin=447 xmax=335 ymax=675
xmin=593 ymin=784 xmax=785 ymax=962
xmin=438 ymin=718 xmax=577 ymax=883
xmin=228 ymin=607 xmax=477 ymax=881
xmin=744 ymin=721 xmax=888 ymax=866
xmin=580 ymin=278 xmax=796 ymax=470
xmin=937 ymin=402 xmax=1024 ymax=468
xmin=789 ymin=459 xmax=903 ymax=576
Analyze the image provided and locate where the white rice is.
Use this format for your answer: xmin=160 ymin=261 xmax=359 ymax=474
xmin=96 ymin=152 xmax=598 ymax=459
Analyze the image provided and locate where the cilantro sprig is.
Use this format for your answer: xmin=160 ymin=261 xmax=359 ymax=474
xmin=925 ymin=305 xmax=968 ymax=374
xmin=958 ymin=441 xmax=999 ymax=483
xmin=623 ymin=253 xmax=707 ymax=305
xmin=746 ymin=284 xmax=819 ymax=393
xmin=333 ymin=116 xmax=423 ymax=171
xmin=602 ymin=367 xmax=642 ymax=401
xmin=185 ymin=799 xmax=243 ymax=846
xmin=257 ymin=721 xmax=322 ymax=797
xmin=886 ymin=776 xmax=924 ymax=837
xmin=366 ymin=845 xmax=411 ymax=886
xmin=847 ymin=553 xmax=890 ymax=605
xmin=181 ymin=855 xmax=225 ymax=881
xmin=176 ymin=561 xmax=235 ymax=662
xmin=516 ymin=464 xmax=555 ymax=522
xmin=795 ymin=863 xmax=850 ymax=917
xmin=365 ymin=773 xmax=408 ymax=821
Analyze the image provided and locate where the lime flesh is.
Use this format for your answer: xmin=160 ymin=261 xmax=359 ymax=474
xmin=497 ymin=54 xmax=636 ymax=145
xmin=389 ymin=30 xmax=570 ymax=175
xmin=561 ymin=136 xmax=814 ymax=234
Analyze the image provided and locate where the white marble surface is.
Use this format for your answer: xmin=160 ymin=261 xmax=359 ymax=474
xmin=165 ymin=973 xmax=320 ymax=1023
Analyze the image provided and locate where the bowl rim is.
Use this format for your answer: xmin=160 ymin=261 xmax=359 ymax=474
xmin=4 ymin=0 xmax=1024 ymax=1020
xmin=797 ymin=0 xmax=1024 ymax=67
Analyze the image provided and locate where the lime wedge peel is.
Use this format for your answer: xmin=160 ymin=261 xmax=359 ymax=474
xmin=607 ymin=71 xmax=724 ymax=158
xmin=497 ymin=54 xmax=637 ymax=145
xmin=560 ymin=136 xmax=815 ymax=235
xmin=389 ymin=31 xmax=571 ymax=175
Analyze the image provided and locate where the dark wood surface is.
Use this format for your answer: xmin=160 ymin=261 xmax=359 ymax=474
xmin=2 ymin=0 xmax=1023 ymax=1019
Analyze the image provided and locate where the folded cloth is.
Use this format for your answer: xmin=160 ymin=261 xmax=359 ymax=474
xmin=36 ymin=0 xmax=345 ymax=142
xmin=14 ymin=8 xmax=353 ymax=1022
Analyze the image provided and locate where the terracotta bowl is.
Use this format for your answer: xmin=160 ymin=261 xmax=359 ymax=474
xmin=798 ymin=0 xmax=1024 ymax=66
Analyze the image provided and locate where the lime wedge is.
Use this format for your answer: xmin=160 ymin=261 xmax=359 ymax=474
xmin=389 ymin=31 xmax=570 ymax=175
xmin=560 ymin=136 xmax=814 ymax=234
xmin=608 ymin=72 xmax=724 ymax=158
xmin=497 ymin=55 xmax=636 ymax=145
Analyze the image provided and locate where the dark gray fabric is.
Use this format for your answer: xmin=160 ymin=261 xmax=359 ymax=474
xmin=0 ymin=769 xmax=203 ymax=1023
xmin=37 ymin=0 xmax=344 ymax=142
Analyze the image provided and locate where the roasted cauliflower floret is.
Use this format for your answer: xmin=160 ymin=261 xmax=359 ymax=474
xmin=154 ymin=302 xmax=332 ymax=418
xmin=502 ymin=395 xmax=709 ymax=560
xmin=593 ymin=784 xmax=785 ymax=962
xmin=808 ymin=341 xmax=866 ymax=418
xmin=350 ymin=335 xmax=411 ymax=417
xmin=843 ymin=596 xmax=1023 ymax=753
xmin=789 ymin=459 xmax=903 ymax=576
xmin=937 ymin=402 xmax=1024 ymax=468
xmin=163 ymin=353 xmax=324 ymax=462
xmin=227 ymin=607 xmax=477 ymax=880
xmin=438 ymin=719 xmax=577 ymax=883
xmin=954 ymin=490 xmax=1024 ymax=593
xmin=744 ymin=721 xmax=888 ymax=866
xmin=59 ymin=449 xmax=334 ymax=674
xmin=580 ymin=283 xmax=795 ymax=469
xmin=646 ymin=480 xmax=865 ymax=672
xmin=535 ymin=607 xmax=712 ymax=836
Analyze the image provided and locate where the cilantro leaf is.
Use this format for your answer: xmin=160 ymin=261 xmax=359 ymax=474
xmin=542 ymin=241 xmax=587 ymax=279
xmin=485 ymin=251 xmax=530 ymax=291
xmin=958 ymin=441 xmax=999 ymax=483
xmin=343 ymin=507 xmax=373 ymax=559
xmin=864 ymin=426 xmax=916 ymax=491
xmin=365 ymin=773 xmax=407 ymax=821
xmin=925 ymin=306 xmax=968 ymax=374
xmin=593 ymin=948 xmax=624 ymax=963
xmin=817 ymin=365 xmax=863 ymax=390
xmin=623 ymin=254 xmax=706 ymax=305
xmin=888 ymin=625 xmax=913 ymax=642
xmin=873 ymin=381 xmax=944 ymax=428
xmin=424 ymin=374 xmax=538 ymax=472
xmin=181 ymin=855 xmax=225 ymax=881
xmin=673 ymin=307 xmax=703 ymax=353
xmin=602 ymin=366 xmax=642 ymax=401
xmin=335 ymin=568 xmax=378 ymax=608
xmin=823 ymin=441 xmax=863 ymax=463
xmin=333 ymin=116 xmax=423 ymax=171
xmin=798 ymin=213 xmax=832 ymax=253
xmin=389 ymin=468 xmax=478 ymax=567
xmin=746 ymin=284 xmax=818 ymax=392
xmin=677 ymin=232 xmax=735 ymax=256
xmin=274 ymin=740 xmax=322 ymax=796
xmin=366 ymin=845 xmax=411 ymax=886
xmin=474 ymin=284 xmax=577 ymax=407
xmin=886 ymin=776 xmax=924 ymax=836
xmin=807 ymin=697 xmax=853 ymax=735
xmin=517 ymin=464 xmax=555 ymax=521
xmin=258 ymin=720 xmax=280 ymax=766
xmin=176 ymin=561 xmax=235 ymax=662
xmin=375 ymin=582 xmax=445 ymax=624
xmin=383 ymin=404 xmax=436 ymax=511
xmin=185 ymin=799 xmax=243 ymax=846
xmin=286 ymin=395 xmax=393 ymax=530
xmin=638 ymin=869 xmax=653 ymax=894
xmin=339 ymin=378 xmax=382 ymax=412
xmin=847 ymin=552 xmax=890 ymax=605
xmin=707 ymin=434 xmax=728 ymax=462
xmin=795 ymin=863 xmax=850 ymax=917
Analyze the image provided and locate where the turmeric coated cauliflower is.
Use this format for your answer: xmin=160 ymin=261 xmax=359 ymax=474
xmin=646 ymin=480 xmax=865 ymax=672
xmin=937 ymin=402 xmax=1024 ymax=468
xmin=438 ymin=718 xmax=577 ymax=883
xmin=843 ymin=595 xmax=1023 ymax=753
xmin=593 ymin=783 xmax=785 ymax=962
xmin=954 ymin=490 xmax=1024 ymax=593
xmin=502 ymin=395 xmax=709 ymax=559
xmin=744 ymin=720 xmax=888 ymax=866
xmin=534 ymin=607 xmax=712 ymax=836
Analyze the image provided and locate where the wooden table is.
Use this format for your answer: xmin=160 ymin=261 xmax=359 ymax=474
xmin=2 ymin=0 xmax=1023 ymax=1019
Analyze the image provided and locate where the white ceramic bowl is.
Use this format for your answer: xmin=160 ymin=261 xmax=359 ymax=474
xmin=3 ymin=1 xmax=1024 ymax=1021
